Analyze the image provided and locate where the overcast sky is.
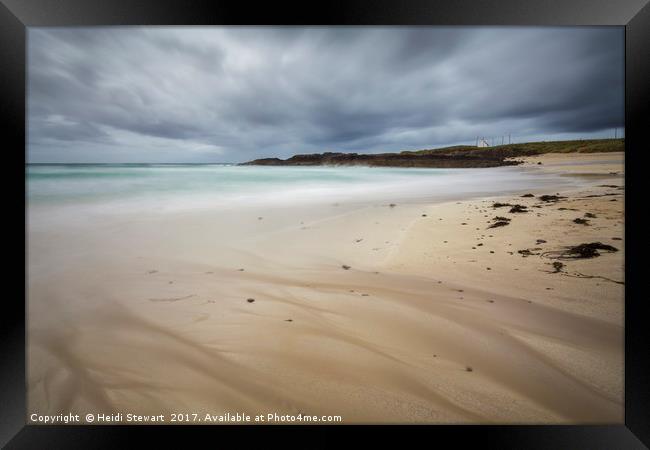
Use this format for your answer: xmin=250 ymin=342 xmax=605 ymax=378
xmin=27 ymin=27 xmax=624 ymax=163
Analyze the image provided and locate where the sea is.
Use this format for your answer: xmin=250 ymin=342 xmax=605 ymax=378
xmin=26 ymin=163 xmax=582 ymax=215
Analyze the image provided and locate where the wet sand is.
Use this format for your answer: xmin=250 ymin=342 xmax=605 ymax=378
xmin=27 ymin=152 xmax=624 ymax=424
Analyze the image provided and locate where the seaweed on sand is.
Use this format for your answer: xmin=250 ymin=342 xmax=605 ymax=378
xmin=538 ymin=195 xmax=566 ymax=202
xmin=509 ymin=204 xmax=528 ymax=213
xmin=562 ymin=242 xmax=618 ymax=259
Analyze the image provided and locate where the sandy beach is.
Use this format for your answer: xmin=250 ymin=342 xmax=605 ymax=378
xmin=27 ymin=152 xmax=624 ymax=424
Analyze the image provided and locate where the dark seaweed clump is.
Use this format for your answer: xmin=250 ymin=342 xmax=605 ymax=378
xmin=488 ymin=221 xmax=510 ymax=229
xmin=487 ymin=216 xmax=511 ymax=229
xmin=509 ymin=204 xmax=528 ymax=213
xmin=562 ymin=242 xmax=618 ymax=259
xmin=538 ymin=195 xmax=566 ymax=202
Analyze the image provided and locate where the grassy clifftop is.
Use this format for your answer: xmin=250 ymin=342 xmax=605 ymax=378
xmin=401 ymin=139 xmax=624 ymax=158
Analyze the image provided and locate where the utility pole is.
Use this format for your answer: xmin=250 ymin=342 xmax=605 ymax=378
xmin=614 ymin=128 xmax=617 ymax=139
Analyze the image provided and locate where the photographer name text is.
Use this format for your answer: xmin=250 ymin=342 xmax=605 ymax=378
xmin=29 ymin=412 xmax=342 ymax=424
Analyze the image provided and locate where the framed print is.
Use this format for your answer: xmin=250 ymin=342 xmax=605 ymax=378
xmin=2 ymin=0 xmax=649 ymax=448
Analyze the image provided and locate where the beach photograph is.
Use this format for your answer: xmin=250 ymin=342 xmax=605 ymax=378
xmin=26 ymin=26 xmax=624 ymax=424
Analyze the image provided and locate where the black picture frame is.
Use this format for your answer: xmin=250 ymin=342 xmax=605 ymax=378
xmin=2 ymin=0 xmax=648 ymax=448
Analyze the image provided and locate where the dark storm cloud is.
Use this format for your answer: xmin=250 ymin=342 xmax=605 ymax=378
xmin=27 ymin=26 xmax=624 ymax=163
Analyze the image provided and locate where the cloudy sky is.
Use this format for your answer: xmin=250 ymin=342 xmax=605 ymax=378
xmin=28 ymin=27 xmax=624 ymax=163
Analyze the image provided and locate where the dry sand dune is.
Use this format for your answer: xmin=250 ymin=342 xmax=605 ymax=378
xmin=27 ymin=152 xmax=624 ymax=424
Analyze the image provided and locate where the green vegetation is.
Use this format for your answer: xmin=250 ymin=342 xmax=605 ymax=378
xmin=400 ymin=138 xmax=624 ymax=158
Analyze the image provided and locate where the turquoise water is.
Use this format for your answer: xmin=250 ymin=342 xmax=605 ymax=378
xmin=26 ymin=163 xmax=576 ymax=213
